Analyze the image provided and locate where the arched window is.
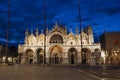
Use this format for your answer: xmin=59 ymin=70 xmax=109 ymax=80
xmin=50 ymin=34 xmax=63 ymax=44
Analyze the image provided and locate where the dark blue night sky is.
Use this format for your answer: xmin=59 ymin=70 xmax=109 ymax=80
xmin=0 ymin=0 xmax=120 ymax=46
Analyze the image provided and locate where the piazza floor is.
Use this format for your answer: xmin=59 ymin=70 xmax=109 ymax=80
xmin=0 ymin=64 xmax=120 ymax=80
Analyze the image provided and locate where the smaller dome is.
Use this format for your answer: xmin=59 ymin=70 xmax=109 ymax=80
xmin=87 ymin=26 xmax=92 ymax=30
xmin=84 ymin=26 xmax=93 ymax=34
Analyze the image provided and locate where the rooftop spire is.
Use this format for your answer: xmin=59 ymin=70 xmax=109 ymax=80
xmin=70 ymin=26 xmax=72 ymax=33
xmin=25 ymin=28 xmax=29 ymax=37
xmin=55 ymin=21 xmax=58 ymax=26
xmin=36 ymin=27 xmax=39 ymax=36
xmin=54 ymin=21 xmax=58 ymax=28
xmin=76 ymin=26 xmax=78 ymax=34
xmin=41 ymin=29 xmax=43 ymax=34
xmin=31 ymin=30 xmax=33 ymax=34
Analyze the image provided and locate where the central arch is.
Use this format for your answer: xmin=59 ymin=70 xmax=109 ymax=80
xmin=68 ymin=48 xmax=78 ymax=64
xmin=25 ymin=49 xmax=34 ymax=64
xmin=49 ymin=45 xmax=63 ymax=64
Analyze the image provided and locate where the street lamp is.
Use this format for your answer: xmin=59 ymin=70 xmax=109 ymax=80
xmin=5 ymin=0 xmax=10 ymax=64
xmin=78 ymin=1 xmax=83 ymax=64
xmin=43 ymin=0 xmax=47 ymax=64
xmin=0 ymin=45 xmax=2 ymax=63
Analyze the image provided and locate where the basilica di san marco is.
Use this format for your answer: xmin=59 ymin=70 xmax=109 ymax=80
xmin=18 ymin=22 xmax=101 ymax=65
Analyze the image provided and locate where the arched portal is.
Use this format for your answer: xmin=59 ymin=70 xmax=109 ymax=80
xmin=36 ymin=48 xmax=44 ymax=64
xmin=18 ymin=53 xmax=22 ymax=64
xmin=82 ymin=48 xmax=91 ymax=64
xmin=49 ymin=45 xmax=63 ymax=64
xmin=25 ymin=49 xmax=34 ymax=64
xmin=94 ymin=48 xmax=101 ymax=64
xmin=68 ymin=48 xmax=78 ymax=64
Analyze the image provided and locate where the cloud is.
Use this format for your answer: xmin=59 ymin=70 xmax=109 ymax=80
xmin=91 ymin=22 xmax=100 ymax=26
xmin=94 ymin=6 xmax=120 ymax=16
xmin=88 ymin=0 xmax=120 ymax=16
xmin=0 ymin=0 xmax=6 ymax=3
xmin=82 ymin=17 xmax=92 ymax=22
xmin=105 ymin=7 xmax=120 ymax=16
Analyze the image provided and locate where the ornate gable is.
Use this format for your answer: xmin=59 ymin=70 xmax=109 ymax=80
xmin=48 ymin=22 xmax=67 ymax=35
xmin=38 ymin=34 xmax=44 ymax=41
xmin=67 ymin=32 xmax=76 ymax=40
xmin=28 ymin=33 xmax=36 ymax=45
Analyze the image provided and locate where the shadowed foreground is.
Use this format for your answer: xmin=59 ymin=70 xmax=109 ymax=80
xmin=0 ymin=64 xmax=119 ymax=80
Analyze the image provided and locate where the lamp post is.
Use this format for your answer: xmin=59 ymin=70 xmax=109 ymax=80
xmin=78 ymin=1 xmax=83 ymax=64
xmin=5 ymin=0 xmax=10 ymax=64
xmin=0 ymin=45 xmax=2 ymax=63
xmin=43 ymin=0 xmax=46 ymax=64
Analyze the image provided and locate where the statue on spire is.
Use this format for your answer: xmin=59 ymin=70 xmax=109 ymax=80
xmin=25 ymin=28 xmax=29 ymax=45
xmin=70 ymin=26 xmax=72 ymax=33
xmin=55 ymin=21 xmax=58 ymax=26
xmin=31 ymin=30 xmax=33 ymax=34
xmin=46 ymin=27 xmax=49 ymax=34
xmin=36 ymin=27 xmax=39 ymax=36
xmin=54 ymin=21 xmax=58 ymax=28
xmin=76 ymin=27 xmax=78 ymax=35
xmin=41 ymin=29 xmax=43 ymax=34
xmin=25 ymin=28 xmax=29 ymax=37
xmin=81 ymin=27 xmax=83 ymax=33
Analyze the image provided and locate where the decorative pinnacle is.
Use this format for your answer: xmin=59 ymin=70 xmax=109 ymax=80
xmin=55 ymin=21 xmax=58 ymax=26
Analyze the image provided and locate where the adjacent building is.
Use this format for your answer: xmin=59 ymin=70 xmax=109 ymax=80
xmin=100 ymin=32 xmax=120 ymax=65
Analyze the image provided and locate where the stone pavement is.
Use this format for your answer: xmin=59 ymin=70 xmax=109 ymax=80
xmin=0 ymin=64 xmax=120 ymax=80
xmin=76 ymin=64 xmax=120 ymax=80
xmin=0 ymin=64 xmax=95 ymax=80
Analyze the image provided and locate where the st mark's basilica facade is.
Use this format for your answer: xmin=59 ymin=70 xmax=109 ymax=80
xmin=18 ymin=22 xmax=101 ymax=65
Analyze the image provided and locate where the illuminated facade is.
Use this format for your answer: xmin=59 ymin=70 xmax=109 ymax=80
xmin=18 ymin=22 xmax=101 ymax=65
